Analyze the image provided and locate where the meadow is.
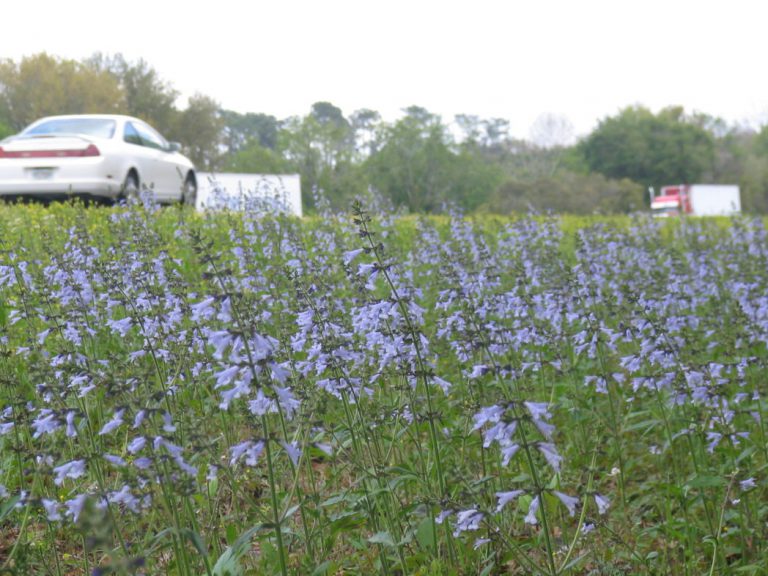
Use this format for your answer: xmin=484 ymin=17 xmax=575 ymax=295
xmin=0 ymin=197 xmax=767 ymax=575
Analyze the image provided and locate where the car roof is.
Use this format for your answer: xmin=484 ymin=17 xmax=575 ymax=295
xmin=29 ymin=114 xmax=145 ymax=123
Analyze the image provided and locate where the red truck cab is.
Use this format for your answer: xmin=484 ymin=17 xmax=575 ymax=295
xmin=651 ymin=185 xmax=692 ymax=216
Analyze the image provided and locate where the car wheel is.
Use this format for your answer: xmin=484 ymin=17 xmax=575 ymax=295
xmin=182 ymin=175 xmax=197 ymax=207
xmin=121 ymin=172 xmax=140 ymax=202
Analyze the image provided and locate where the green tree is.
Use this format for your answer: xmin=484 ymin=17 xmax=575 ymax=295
xmin=489 ymin=172 xmax=644 ymax=214
xmin=350 ymin=108 xmax=382 ymax=159
xmin=280 ymin=102 xmax=360 ymax=209
xmin=169 ymin=94 xmax=224 ymax=171
xmin=453 ymin=114 xmax=573 ymax=180
xmin=736 ymin=126 xmax=768 ymax=212
xmin=220 ymin=110 xmax=280 ymax=153
xmin=0 ymin=119 xmax=12 ymax=140
xmin=740 ymin=155 xmax=768 ymax=213
xmin=87 ymin=53 xmax=179 ymax=134
xmin=308 ymin=101 xmax=354 ymax=170
xmin=365 ymin=107 xmax=503 ymax=212
xmin=0 ymin=53 xmax=125 ymax=129
xmin=755 ymin=124 xmax=768 ymax=157
xmin=90 ymin=55 xmax=224 ymax=169
xmin=224 ymin=143 xmax=291 ymax=174
xmin=580 ymin=106 xmax=715 ymax=192
xmin=365 ymin=107 xmax=450 ymax=211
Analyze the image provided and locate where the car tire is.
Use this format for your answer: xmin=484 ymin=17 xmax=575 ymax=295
xmin=121 ymin=172 xmax=140 ymax=202
xmin=182 ymin=174 xmax=197 ymax=207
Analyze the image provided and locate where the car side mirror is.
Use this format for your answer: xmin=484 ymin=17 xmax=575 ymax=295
xmin=168 ymin=142 xmax=182 ymax=152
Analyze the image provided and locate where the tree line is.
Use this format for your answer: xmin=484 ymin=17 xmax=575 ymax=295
xmin=2 ymin=53 xmax=768 ymax=214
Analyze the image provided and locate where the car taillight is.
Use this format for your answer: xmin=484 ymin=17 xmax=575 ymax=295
xmin=0 ymin=145 xmax=100 ymax=158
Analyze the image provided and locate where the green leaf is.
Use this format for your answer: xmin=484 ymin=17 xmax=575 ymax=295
xmin=367 ymin=531 xmax=396 ymax=547
xmin=0 ymin=495 xmax=21 ymax=522
xmin=415 ymin=516 xmax=436 ymax=551
xmin=320 ymin=494 xmax=346 ymax=507
xmin=225 ymin=524 xmax=238 ymax=545
xmin=142 ymin=527 xmax=177 ymax=558
xmin=624 ymin=419 xmax=661 ymax=432
xmin=469 ymin=475 xmax=496 ymax=488
xmin=212 ymin=523 xmax=266 ymax=576
xmin=310 ymin=560 xmax=333 ymax=576
xmin=560 ymin=552 xmax=589 ymax=572
xmin=328 ymin=511 xmax=366 ymax=537
xmin=508 ymin=473 xmax=531 ymax=483
xmin=733 ymin=564 xmax=765 ymax=574
xmin=685 ymin=475 xmax=726 ymax=490
xmin=385 ymin=465 xmax=418 ymax=478
xmin=180 ymin=528 xmax=208 ymax=558
xmin=736 ymin=446 xmax=757 ymax=465
xmin=207 ymin=476 xmax=219 ymax=497
xmin=281 ymin=504 xmax=300 ymax=521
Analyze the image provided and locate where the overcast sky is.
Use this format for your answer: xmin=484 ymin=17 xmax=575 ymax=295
xmin=3 ymin=0 xmax=767 ymax=140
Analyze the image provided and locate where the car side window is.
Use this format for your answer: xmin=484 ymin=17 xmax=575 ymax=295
xmin=124 ymin=123 xmax=143 ymax=146
xmin=134 ymin=122 xmax=169 ymax=151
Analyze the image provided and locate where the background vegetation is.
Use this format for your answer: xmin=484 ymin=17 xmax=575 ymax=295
xmin=2 ymin=53 xmax=768 ymax=214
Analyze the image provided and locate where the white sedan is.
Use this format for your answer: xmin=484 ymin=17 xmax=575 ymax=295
xmin=0 ymin=114 xmax=197 ymax=204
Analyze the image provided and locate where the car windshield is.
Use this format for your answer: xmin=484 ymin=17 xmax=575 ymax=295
xmin=22 ymin=118 xmax=117 ymax=139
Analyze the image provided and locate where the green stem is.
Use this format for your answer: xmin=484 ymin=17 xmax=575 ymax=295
xmin=262 ymin=416 xmax=289 ymax=576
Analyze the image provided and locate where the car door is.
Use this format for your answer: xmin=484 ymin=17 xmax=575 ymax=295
xmin=131 ymin=121 xmax=182 ymax=200
xmin=123 ymin=122 xmax=158 ymax=194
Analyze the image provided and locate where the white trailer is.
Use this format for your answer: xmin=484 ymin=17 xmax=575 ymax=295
xmin=650 ymin=184 xmax=741 ymax=217
xmin=688 ymin=185 xmax=741 ymax=216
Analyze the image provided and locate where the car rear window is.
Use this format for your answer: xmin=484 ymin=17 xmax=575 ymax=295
xmin=23 ymin=118 xmax=117 ymax=139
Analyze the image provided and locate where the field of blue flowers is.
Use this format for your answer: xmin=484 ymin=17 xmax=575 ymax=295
xmin=0 ymin=199 xmax=767 ymax=575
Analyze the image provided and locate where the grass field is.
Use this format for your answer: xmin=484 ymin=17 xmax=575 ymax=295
xmin=1 ymin=199 xmax=767 ymax=575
